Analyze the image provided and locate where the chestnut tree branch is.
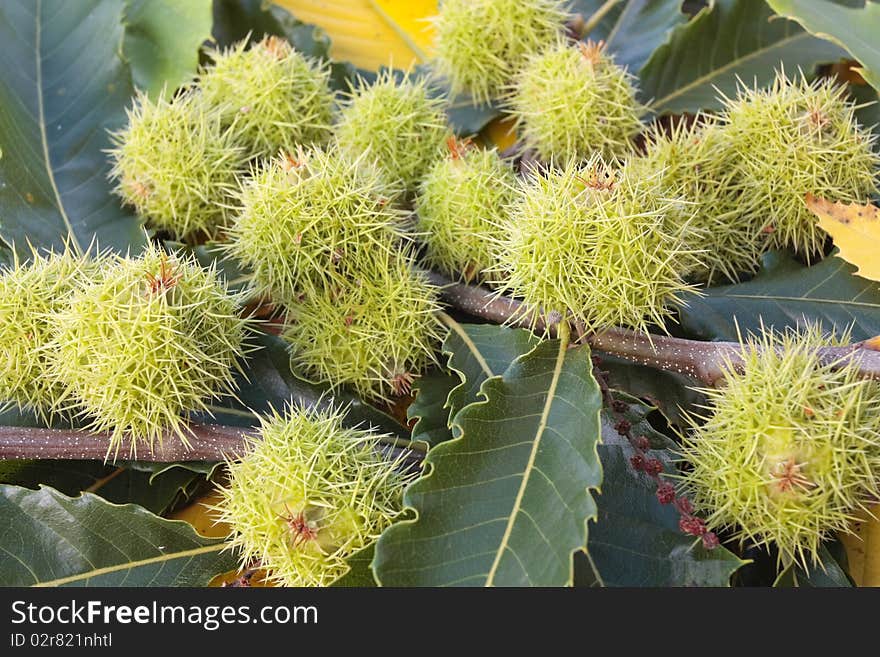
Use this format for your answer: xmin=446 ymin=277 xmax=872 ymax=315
xmin=0 ymin=423 xmax=253 ymax=462
xmin=2 ymin=273 xmax=876 ymax=462
xmin=0 ymin=424 xmax=424 ymax=463
xmin=426 ymin=271 xmax=880 ymax=386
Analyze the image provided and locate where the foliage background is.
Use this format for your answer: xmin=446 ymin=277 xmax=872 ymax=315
xmin=0 ymin=0 xmax=878 ymax=587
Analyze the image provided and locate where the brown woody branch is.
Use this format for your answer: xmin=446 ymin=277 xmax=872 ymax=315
xmin=0 ymin=423 xmax=422 ymax=464
xmin=1 ymin=274 xmax=877 ymax=463
xmin=0 ymin=423 xmax=253 ymax=462
xmin=426 ymin=271 xmax=880 ymax=386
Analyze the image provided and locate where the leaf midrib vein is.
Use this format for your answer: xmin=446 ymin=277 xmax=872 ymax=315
xmin=652 ymin=31 xmax=810 ymax=109
xmin=34 ymin=0 xmax=81 ymax=255
xmin=707 ymin=293 xmax=879 ymax=308
xmin=484 ymin=336 xmax=568 ymax=586
xmin=33 ymin=543 xmax=225 ymax=587
xmin=441 ymin=314 xmax=493 ymax=378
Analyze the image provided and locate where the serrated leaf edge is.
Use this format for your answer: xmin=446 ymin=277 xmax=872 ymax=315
xmin=5 ymin=485 xmax=230 ymax=587
xmin=377 ymin=337 xmax=603 ymax=586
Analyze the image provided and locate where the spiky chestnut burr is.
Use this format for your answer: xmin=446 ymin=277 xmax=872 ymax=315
xmin=0 ymin=247 xmax=100 ymax=420
xmin=415 ymin=138 xmax=516 ymax=282
xmin=335 ymin=70 xmax=449 ymax=191
xmin=510 ymin=40 xmax=643 ymax=161
xmin=214 ymin=402 xmax=416 ymax=586
xmin=633 ymin=118 xmax=766 ymax=284
xmin=199 ymin=36 xmax=334 ymax=160
xmin=490 ymin=156 xmax=702 ymax=333
xmin=680 ymin=325 xmax=880 ymax=568
xmin=109 ymin=90 xmax=245 ymax=240
xmin=432 ymin=0 xmax=567 ymax=106
xmin=722 ymin=72 xmax=879 ymax=259
xmin=283 ymin=249 xmax=444 ymax=403
xmin=225 ymin=145 xmax=409 ymax=305
xmin=50 ymin=244 xmax=252 ymax=454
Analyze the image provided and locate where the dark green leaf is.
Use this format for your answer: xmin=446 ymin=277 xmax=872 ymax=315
xmin=599 ymin=354 xmax=705 ymax=426
xmin=579 ymin=439 xmax=747 ymax=587
xmin=0 ymin=0 xmax=146 ymax=256
xmin=0 ymin=460 xmax=214 ymax=515
xmin=123 ymin=0 xmax=213 ymax=97
xmin=774 ymin=543 xmax=853 ymax=587
xmin=202 ymin=331 xmax=405 ymax=437
xmin=212 ymin=0 xmax=328 ymax=56
xmin=374 ymin=339 xmax=603 ymax=586
xmin=603 ymin=394 xmax=678 ymax=451
xmin=409 ymin=322 xmax=540 ymax=446
xmin=0 ymin=460 xmax=107 ymax=496
xmin=572 ymin=0 xmax=689 ymax=74
xmin=331 ymin=544 xmax=378 ymax=587
xmin=95 ymin=464 xmax=209 ymax=515
xmin=767 ymin=0 xmax=880 ymax=91
xmin=443 ymin=321 xmax=539 ymax=436
xmin=127 ymin=460 xmax=217 ymax=476
xmin=408 ymin=368 xmax=458 ymax=446
xmin=445 ymin=94 xmax=502 ymax=137
xmin=678 ymin=252 xmax=880 ymax=341
xmin=639 ymin=0 xmax=846 ymax=114
xmin=0 ymin=484 xmax=236 ymax=586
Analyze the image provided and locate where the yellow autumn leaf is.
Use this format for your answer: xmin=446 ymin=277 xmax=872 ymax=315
xmin=273 ymin=1 xmax=517 ymax=146
xmin=275 ymin=0 xmax=437 ymax=71
xmin=806 ymin=193 xmax=880 ymax=282
xmin=171 ymin=489 xmax=273 ymax=586
xmin=484 ymin=115 xmax=518 ymax=151
xmin=841 ymin=504 xmax=880 ymax=586
xmin=172 ymin=488 xmax=227 ymax=537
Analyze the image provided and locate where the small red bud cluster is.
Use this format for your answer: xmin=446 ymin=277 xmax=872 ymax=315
xmin=594 ymin=357 xmax=719 ymax=550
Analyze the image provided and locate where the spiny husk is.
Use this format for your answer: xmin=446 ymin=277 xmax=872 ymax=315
xmin=0 ymin=246 xmax=101 ymax=421
xmin=416 ymin=141 xmax=516 ymax=282
xmin=225 ymin=145 xmax=410 ymax=305
xmin=634 ymin=118 xmax=766 ymax=283
xmin=680 ymin=325 xmax=880 ymax=569
xmin=490 ymin=155 xmax=703 ymax=333
xmin=50 ymin=243 xmax=253 ymax=455
xmin=282 ymin=249 xmax=444 ymax=403
xmin=199 ymin=35 xmax=334 ymax=160
xmin=214 ymin=402 xmax=416 ymax=586
xmin=722 ymin=71 xmax=879 ymax=259
xmin=109 ymin=90 xmax=245 ymax=240
xmin=432 ymin=0 xmax=567 ymax=106
xmin=335 ymin=70 xmax=449 ymax=191
xmin=510 ymin=39 xmax=643 ymax=161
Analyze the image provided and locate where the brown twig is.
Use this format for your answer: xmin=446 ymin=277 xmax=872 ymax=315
xmin=2 ymin=274 xmax=877 ymax=462
xmin=0 ymin=423 xmax=253 ymax=462
xmin=426 ymin=271 xmax=880 ymax=386
xmin=0 ymin=423 xmax=424 ymax=464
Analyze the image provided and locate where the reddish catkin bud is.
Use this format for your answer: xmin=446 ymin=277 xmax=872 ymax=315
xmin=634 ymin=435 xmax=650 ymax=451
xmin=674 ymin=497 xmax=693 ymax=515
xmin=611 ymin=400 xmax=628 ymax=413
xmin=630 ymin=453 xmax=645 ymax=471
xmin=702 ymin=532 xmax=720 ymax=549
xmin=656 ymin=482 xmax=675 ymax=504
xmin=644 ymin=458 xmax=663 ymax=476
xmin=679 ymin=515 xmax=707 ymax=536
xmin=614 ymin=419 xmax=631 ymax=435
